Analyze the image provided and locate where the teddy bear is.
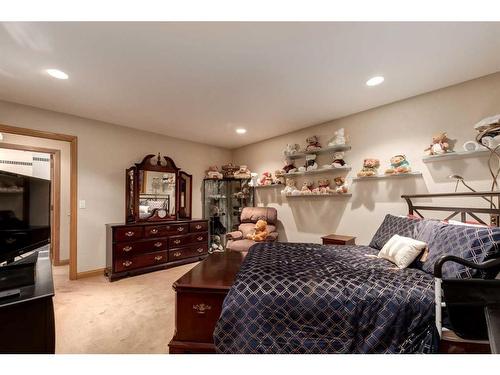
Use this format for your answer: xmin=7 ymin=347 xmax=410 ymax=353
xmin=331 ymin=151 xmax=346 ymax=168
xmin=313 ymin=179 xmax=333 ymax=195
xmin=259 ymin=171 xmax=273 ymax=186
xmin=385 ymin=155 xmax=411 ymax=175
xmin=248 ymin=172 xmax=259 ymax=187
xmin=357 ymin=159 xmax=380 ymax=177
xmin=305 ymin=135 xmax=322 ymax=151
xmin=333 ymin=177 xmax=349 ymax=194
xmin=233 ymin=165 xmax=251 ymax=179
xmin=246 ymin=219 xmax=269 ymax=242
xmin=282 ymin=178 xmax=298 ymax=195
xmin=206 ymin=166 xmax=223 ymax=179
xmin=300 ymin=181 xmax=314 ymax=195
xmin=210 ymin=235 xmax=224 ymax=253
xmin=283 ymin=158 xmax=297 ymax=174
xmin=327 ymin=128 xmax=347 ymax=147
xmin=305 ymin=154 xmax=318 ymax=171
xmin=424 ymin=132 xmax=451 ymax=155
xmin=283 ymin=143 xmax=300 ymax=156
xmin=274 ymin=170 xmax=286 ymax=184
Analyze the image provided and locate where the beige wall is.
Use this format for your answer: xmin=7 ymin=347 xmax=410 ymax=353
xmin=0 ymin=100 xmax=232 ymax=272
xmin=232 ymin=72 xmax=500 ymax=245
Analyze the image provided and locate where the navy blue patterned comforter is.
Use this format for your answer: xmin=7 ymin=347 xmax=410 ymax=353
xmin=214 ymin=242 xmax=436 ymax=353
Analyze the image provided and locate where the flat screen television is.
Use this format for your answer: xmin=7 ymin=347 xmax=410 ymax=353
xmin=0 ymin=170 xmax=51 ymax=264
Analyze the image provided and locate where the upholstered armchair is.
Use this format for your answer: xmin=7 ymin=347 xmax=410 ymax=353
xmin=226 ymin=207 xmax=279 ymax=252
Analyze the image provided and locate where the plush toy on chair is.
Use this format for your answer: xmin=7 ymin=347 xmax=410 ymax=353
xmin=246 ymin=219 xmax=269 ymax=242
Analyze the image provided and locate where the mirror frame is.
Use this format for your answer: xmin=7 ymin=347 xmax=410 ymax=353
xmin=126 ymin=153 xmax=181 ymax=223
xmin=178 ymin=171 xmax=193 ymax=220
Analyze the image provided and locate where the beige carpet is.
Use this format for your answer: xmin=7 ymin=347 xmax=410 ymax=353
xmin=52 ymin=262 xmax=197 ymax=353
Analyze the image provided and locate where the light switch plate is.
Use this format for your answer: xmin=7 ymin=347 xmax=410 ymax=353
xmin=79 ymin=200 xmax=86 ymax=209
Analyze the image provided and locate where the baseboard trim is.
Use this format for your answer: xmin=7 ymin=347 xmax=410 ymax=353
xmin=76 ymin=268 xmax=105 ymax=279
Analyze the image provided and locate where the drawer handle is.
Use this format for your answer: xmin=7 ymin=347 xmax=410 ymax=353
xmin=195 ymin=224 xmax=202 ymax=230
xmin=193 ymin=303 xmax=212 ymax=315
xmin=196 ymin=248 xmax=204 ymax=253
xmin=196 ymin=236 xmax=203 ymax=241
xmin=122 ymin=260 xmax=133 ymax=267
xmin=173 ymin=251 xmax=182 ymax=257
xmin=123 ymin=245 xmax=133 ymax=252
xmin=154 ymin=255 xmax=163 ymax=261
xmin=177 ymin=227 xmax=184 ymax=232
xmin=125 ymin=231 xmax=135 ymax=237
xmin=150 ymin=228 xmax=158 ymax=234
xmin=173 ymin=239 xmax=181 ymax=245
xmin=154 ymin=241 xmax=163 ymax=248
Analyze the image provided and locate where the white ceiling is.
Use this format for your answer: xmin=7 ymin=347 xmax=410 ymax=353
xmin=1 ymin=22 xmax=500 ymax=149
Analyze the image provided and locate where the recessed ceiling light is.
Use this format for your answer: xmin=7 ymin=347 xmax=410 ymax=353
xmin=366 ymin=76 xmax=384 ymax=86
xmin=46 ymin=69 xmax=69 ymax=80
xmin=236 ymin=128 xmax=247 ymax=134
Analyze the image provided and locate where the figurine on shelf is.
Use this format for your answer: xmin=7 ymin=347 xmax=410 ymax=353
xmin=357 ymin=158 xmax=380 ymax=177
xmin=274 ymin=170 xmax=286 ymax=184
xmin=328 ymin=128 xmax=347 ymax=147
xmin=331 ymin=151 xmax=346 ymax=168
xmin=283 ymin=143 xmax=301 ymax=156
xmin=233 ymin=187 xmax=250 ymax=199
xmin=385 ymin=155 xmax=411 ymax=175
xmin=300 ymin=181 xmax=314 ymax=195
xmin=283 ymin=158 xmax=297 ymax=174
xmin=248 ymin=172 xmax=259 ymax=187
xmin=210 ymin=235 xmax=224 ymax=253
xmin=259 ymin=171 xmax=273 ymax=186
xmin=305 ymin=154 xmax=318 ymax=171
xmin=246 ymin=219 xmax=269 ymax=242
xmin=424 ymin=132 xmax=452 ymax=155
xmin=206 ymin=166 xmax=223 ymax=179
xmin=281 ymin=178 xmax=299 ymax=195
xmin=221 ymin=163 xmax=240 ymax=178
xmin=210 ymin=205 xmax=226 ymax=235
xmin=313 ymin=179 xmax=333 ymax=195
xmin=334 ymin=177 xmax=349 ymax=194
xmin=305 ymin=135 xmax=322 ymax=152
xmin=234 ymin=165 xmax=251 ymax=179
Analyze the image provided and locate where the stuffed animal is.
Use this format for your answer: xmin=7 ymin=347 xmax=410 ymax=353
xmin=233 ymin=187 xmax=250 ymax=199
xmin=274 ymin=170 xmax=286 ymax=184
xmin=221 ymin=163 xmax=239 ymax=178
xmin=385 ymin=155 xmax=411 ymax=175
xmin=206 ymin=166 xmax=223 ymax=179
xmin=248 ymin=172 xmax=258 ymax=187
xmin=246 ymin=219 xmax=269 ymax=242
xmin=300 ymin=181 xmax=314 ymax=195
xmin=333 ymin=177 xmax=348 ymax=194
xmin=282 ymin=178 xmax=298 ymax=195
xmin=233 ymin=165 xmax=251 ymax=179
xmin=283 ymin=158 xmax=297 ymax=174
xmin=424 ymin=132 xmax=451 ymax=155
xmin=283 ymin=143 xmax=301 ymax=156
xmin=305 ymin=136 xmax=322 ymax=151
xmin=331 ymin=151 xmax=346 ymax=168
xmin=313 ymin=179 xmax=333 ymax=195
xmin=305 ymin=154 xmax=318 ymax=171
xmin=328 ymin=128 xmax=347 ymax=146
xmin=259 ymin=172 xmax=273 ymax=186
xmin=357 ymin=159 xmax=380 ymax=177
xmin=210 ymin=235 xmax=224 ymax=253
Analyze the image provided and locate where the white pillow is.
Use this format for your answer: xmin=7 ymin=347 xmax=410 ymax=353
xmin=377 ymin=234 xmax=427 ymax=269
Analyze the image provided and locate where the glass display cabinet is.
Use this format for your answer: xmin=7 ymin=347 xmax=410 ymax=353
xmin=202 ymin=178 xmax=254 ymax=249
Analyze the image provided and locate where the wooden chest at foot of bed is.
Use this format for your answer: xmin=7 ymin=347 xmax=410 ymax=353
xmin=168 ymin=251 xmax=246 ymax=354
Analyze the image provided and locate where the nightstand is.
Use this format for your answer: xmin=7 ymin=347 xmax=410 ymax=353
xmin=321 ymin=234 xmax=356 ymax=246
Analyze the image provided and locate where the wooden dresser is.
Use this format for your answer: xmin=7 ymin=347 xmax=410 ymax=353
xmin=105 ymin=219 xmax=209 ymax=281
xmin=168 ymin=251 xmax=246 ymax=353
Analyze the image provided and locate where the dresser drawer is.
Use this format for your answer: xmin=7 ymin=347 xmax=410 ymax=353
xmin=189 ymin=243 xmax=209 ymax=257
xmin=114 ymin=250 xmax=168 ymax=272
xmin=169 ymin=235 xmax=191 ymax=248
xmin=168 ymin=247 xmax=192 ymax=262
xmin=114 ymin=226 xmax=143 ymax=242
xmin=190 ymin=221 xmax=207 ymax=232
xmin=114 ymin=239 xmax=167 ymax=256
xmin=168 ymin=223 xmax=189 ymax=235
xmin=144 ymin=225 xmax=170 ymax=238
xmin=190 ymin=232 xmax=208 ymax=244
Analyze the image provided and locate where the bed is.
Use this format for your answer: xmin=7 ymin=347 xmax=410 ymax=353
xmin=213 ymin=192 xmax=500 ymax=354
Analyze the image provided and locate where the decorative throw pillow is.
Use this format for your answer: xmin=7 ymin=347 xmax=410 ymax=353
xmin=369 ymin=214 xmax=421 ymax=250
xmin=377 ymin=234 xmax=427 ymax=269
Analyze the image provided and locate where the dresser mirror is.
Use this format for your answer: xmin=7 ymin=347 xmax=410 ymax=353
xmin=125 ymin=154 xmax=192 ymax=223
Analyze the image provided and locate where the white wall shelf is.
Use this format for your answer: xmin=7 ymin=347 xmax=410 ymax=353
xmin=285 ymin=144 xmax=351 ymax=160
xmin=254 ymin=184 xmax=284 ymax=189
xmin=352 ymin=171 xmax=423 ymax=181
xmin=285 ymin=166 xmax=351 ymax=177
xmin=285 ymin=193 xmax=352 ymax=198
xmin=422 ymin=149 xmax=491 ymax=163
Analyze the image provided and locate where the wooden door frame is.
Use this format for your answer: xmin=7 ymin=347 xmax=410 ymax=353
xmin=0 ymin=124 xmax=78 ymax=280
xmin=0 ymin=143 xmax=64 ymax=265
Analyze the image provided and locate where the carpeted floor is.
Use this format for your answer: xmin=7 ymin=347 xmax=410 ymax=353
xmin=52 ymin=262 xmax=198 ymax=353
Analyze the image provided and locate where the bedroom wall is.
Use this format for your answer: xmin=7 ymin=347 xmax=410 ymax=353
xmin=0 ymin=100 xmax=232 ymax=273
xmin=232 ymin=72 xmax=500 ymax=245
